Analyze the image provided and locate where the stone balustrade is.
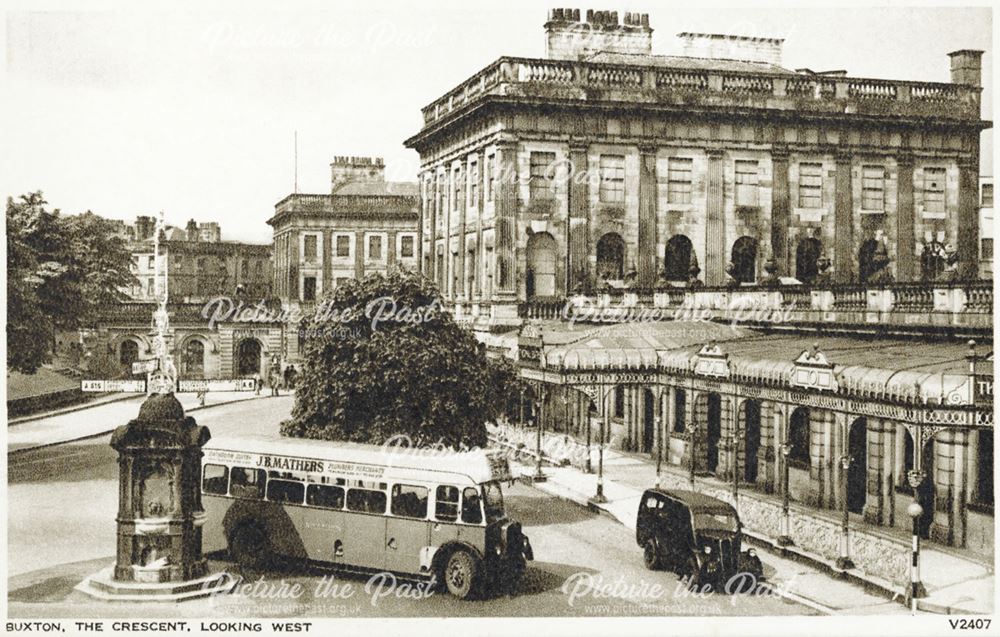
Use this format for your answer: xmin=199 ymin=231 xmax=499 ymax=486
xmin=512 ymin=281 xmax=993 ymax=335
xmin=419 ymin=56 xmax=982 ymax=126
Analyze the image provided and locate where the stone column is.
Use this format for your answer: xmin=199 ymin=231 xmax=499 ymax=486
xmin=568 ymin=143 xmax=590 ymax=291
xmin=444 ymin=166 xmax=455 ymax=299
xmin=666 ymin=386 xmax=677 ymax=464
xmin=863 ymin=418 xmax=886 ymax=526
xmin=495 ymin=137 xmax=519 ymax=300
xmin=475 ymin=149 xmax=487 ymax=301
xmin=958 ymin=154 xmax=981 ymax=280
xmin=323 ymin=230 xmax=334 ymax=292
xmin=428 ymin=172 xmax=439 ymax=281
xmin=387 ymin=231 xmax=397 ymax=268
xmin=354 ymin=231 xmax=365 ymax=281
xmin=705 ymin=149 xmax=726 ymax=286
xmin=417 ymin=173 xmax=427 ymax=277
xmin=456 ymin=163 xmax=467 ymax=300
xmin=930 ymin=428 xmax=969 ymax=547
xmin=896 ymin=154 xmax=916 ymax=282
xmin=834 ymin=150 xmax=854 ymax=284
xmin=771 ymin=146 xmax=791 ymax=276
xmin=758 ymin=400 xmax=776 ymax=493
xmin=638 ymin=145 xmax=658 ymax=287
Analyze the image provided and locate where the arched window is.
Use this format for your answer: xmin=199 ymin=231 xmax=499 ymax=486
xmin=788 ymin=407 xmax=811 ymax=467
xmin=183 ymin=339 xmax=205 ymax=377
xmin=673 ymin=389 xmax=686 ymax=433
xmin=795 ymin=238 xmax=822 ymax=284
xmin=664 ymin=235 xmax=693 ymax=281
xmin=526 ymin=232 xmax=558 ymax=297
xmin=596 ymin=233 xmax=624 ymax=281
xmin=119 ymin=340 xmax=139 ymax=367
xmin=614 ymin=386 xmax=625 ymax=418
xmin=858 ymin=239 xmax=879 ymax=283
xmin=730 ymin=236 xmax=758 ymax=284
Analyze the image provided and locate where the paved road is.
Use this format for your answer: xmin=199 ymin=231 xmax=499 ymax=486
xmin=8 ymin=393 xmax=811 ymax=617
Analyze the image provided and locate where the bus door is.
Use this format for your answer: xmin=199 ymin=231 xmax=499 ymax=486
xmin=385 ymin=484 xmax=432 ymax=574
xmin=341 ymin=487 xmax=389 ymax=570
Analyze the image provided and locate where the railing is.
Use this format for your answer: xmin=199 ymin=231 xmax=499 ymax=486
xmin=418 ymin=56 xmax=981 ymax=126
xmin=511 ymin=281 xmax=993 ymax=333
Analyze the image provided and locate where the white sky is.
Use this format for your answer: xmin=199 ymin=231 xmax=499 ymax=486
xmin=1 ymin=1 xmax=993 ymax=243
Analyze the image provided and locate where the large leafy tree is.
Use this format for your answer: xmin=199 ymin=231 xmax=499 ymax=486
xmin=281 ymin=267 xmax=518 ymax=449
xmin=7 ymin=193 xmax=135 ymax=373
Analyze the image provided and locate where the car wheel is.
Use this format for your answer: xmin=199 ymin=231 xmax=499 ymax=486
xmin=229 ymin=523 xmax=273 ymax=572
xmin=443 ymin=549 xmax=480 ymax=600
xmin=643 ymin=539 xmax=662 ymax=570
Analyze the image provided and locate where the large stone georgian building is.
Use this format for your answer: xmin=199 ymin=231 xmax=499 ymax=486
xmin=404 ymin=9 xmax=988 ymax=325
xmin=125 ymin=216 xmax=272 ymax=302
xmin=405 ymin=8 xmax=994 ymax=560
xmin=268 ymin=156 xmax=420 ymax=362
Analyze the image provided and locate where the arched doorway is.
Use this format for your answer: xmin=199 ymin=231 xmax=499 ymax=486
xmin=526 ymin=232 xmax=558 ymax=297
xmin=976 ymin=429 xmax=994 ymax=507
xmin=182 ymin=338 xmax=206 ymax=378
xmin=858 ymin=239 xmax=879 ymax=284
xmin=796 ymin=238 xmax=822 ymax=284
xmin=642 ymin=388 xmax=655 ymax=454
xmin=742 ymin=399 xmax=761 ymax=483
xmin=731 ymin=236 xmax=758 ymax=284
xmin=596 ymin=233 xmax=624 ymax=281
xmin=664 ymin=235 xmax=693 ymax=281
xmin=119 ymin=339 xmax=139 ymax=372
xmin=788 ymin=407 xmax=811 ymax=468
xmin=706 ymin=393 xmax=722 ymax=473
xmin=847 ymin=417 xmax=868 ymax=514
xmin=236 ymin=339 xmax=262 ymax=377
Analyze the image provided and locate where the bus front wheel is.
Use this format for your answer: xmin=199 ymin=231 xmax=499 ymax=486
xmin=442 ymin=549 xmax=480 ymax=600
xmin=229 ymin=523 xmax=273 ymax=572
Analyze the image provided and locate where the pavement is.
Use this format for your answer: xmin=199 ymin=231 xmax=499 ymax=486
xmin=491 ymin=426 xmax=995 ymax=616
xmin=7 ymin=390 xmax=281 ymax=453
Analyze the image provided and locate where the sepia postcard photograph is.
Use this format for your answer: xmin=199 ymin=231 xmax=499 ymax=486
xmin=1 ymin=1 xmax=995 ymax=635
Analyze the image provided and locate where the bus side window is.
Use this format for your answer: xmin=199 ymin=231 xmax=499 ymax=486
xmin=435 ymin=485 xmax=459 ymax=522
xmin=347 ymin=489 xmax=387 ymax=514
xmin=461 ymin=487 xmax=482 ymax=524
xmin=391 ymin=484 xmax=429 ymax=519
xmin=307 ymin=484 xmax=345 ymax=510
xmin=230 ymin=467 xmax=266 ymax=499
xmin=266 ymin=479 xmax=305 ymax=504
xmin=203 ymin=464 xmax=228 ymax=495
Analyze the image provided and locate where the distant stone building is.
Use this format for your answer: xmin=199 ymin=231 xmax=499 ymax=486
xmin=269 ymin=156 xmax=419 ymax=361
xmin=124 ymin=216 xmax=272 ymax=302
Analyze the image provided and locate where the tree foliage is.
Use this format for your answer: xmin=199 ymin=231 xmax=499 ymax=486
xmin=281 ymin=267 xmax=518 ymax=449
xmin=7 ymin=192 xmax=135 ymax=373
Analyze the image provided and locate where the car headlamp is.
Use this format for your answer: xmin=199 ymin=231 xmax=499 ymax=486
xmin=703 ymin=545 xmax=712 ymax=554
xmin=748 ymin=548 xmax=757 ymax=558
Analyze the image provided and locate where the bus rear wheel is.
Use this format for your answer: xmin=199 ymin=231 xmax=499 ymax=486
xmin=443 ymin=550 xmax=480 ymax=600
xmin=229 ymin=523 xmax=273 ymax=572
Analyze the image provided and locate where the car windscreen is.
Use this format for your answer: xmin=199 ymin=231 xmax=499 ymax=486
xmin=692 ymin=511 xmax=739 ymax=533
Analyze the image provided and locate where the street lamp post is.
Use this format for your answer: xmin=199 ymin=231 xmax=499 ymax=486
xmin=591 ymin=412 xmax=607 ymax=504
xmin=907 ymin=469 xmax=928 ymax=612
xmin=835 ymin=454 xmax=855 ymax=570
xmin=777 ymin=442 xmax=793 ymax=546
xmin=534 ymin=387 xmax=547 ymax=482
xmin=585 ymin=411 xmax=593 ymax=474
xmin=688 ymin=423 xmax=699 ymax=488
xmin=518 ymin=387 xmax=526 ymax=430
xmin=654 ymin=416 xmax=663 ymax=488
xmin=731 ymin=428 xmax=744 ymax=502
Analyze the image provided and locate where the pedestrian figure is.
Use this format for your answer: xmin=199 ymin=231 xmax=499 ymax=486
xmin=254 ymin=372 xmax=262 ymax=395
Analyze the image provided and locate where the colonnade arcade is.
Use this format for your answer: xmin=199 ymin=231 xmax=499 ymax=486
xmin=516 ymin=325 xmax=992 ymax=549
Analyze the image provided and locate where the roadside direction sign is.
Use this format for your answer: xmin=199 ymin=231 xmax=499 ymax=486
xmin=81 ymin=379 xmax=147 ymax=393
xmin=132 ymin=359 xmax=159 ymax=374
xmin=177 ymin=378 xmax=257 ymax=393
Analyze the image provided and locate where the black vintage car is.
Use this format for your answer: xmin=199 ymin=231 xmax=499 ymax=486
xmin=635 ymin=488 xmax=763 ymax=591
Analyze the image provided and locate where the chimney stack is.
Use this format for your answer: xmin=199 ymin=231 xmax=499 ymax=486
xmin=948 ymin=50 xmax=984 ymax=87
xmin=545 ymin=8 xmax=653 ymax=60
xmin=135 ymin=215 xmax=155 ymax=241
xmin=330 ymin=156 xmax=386 ymax=193
xmin=186 ymin=219 xmax=199 ymax=241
